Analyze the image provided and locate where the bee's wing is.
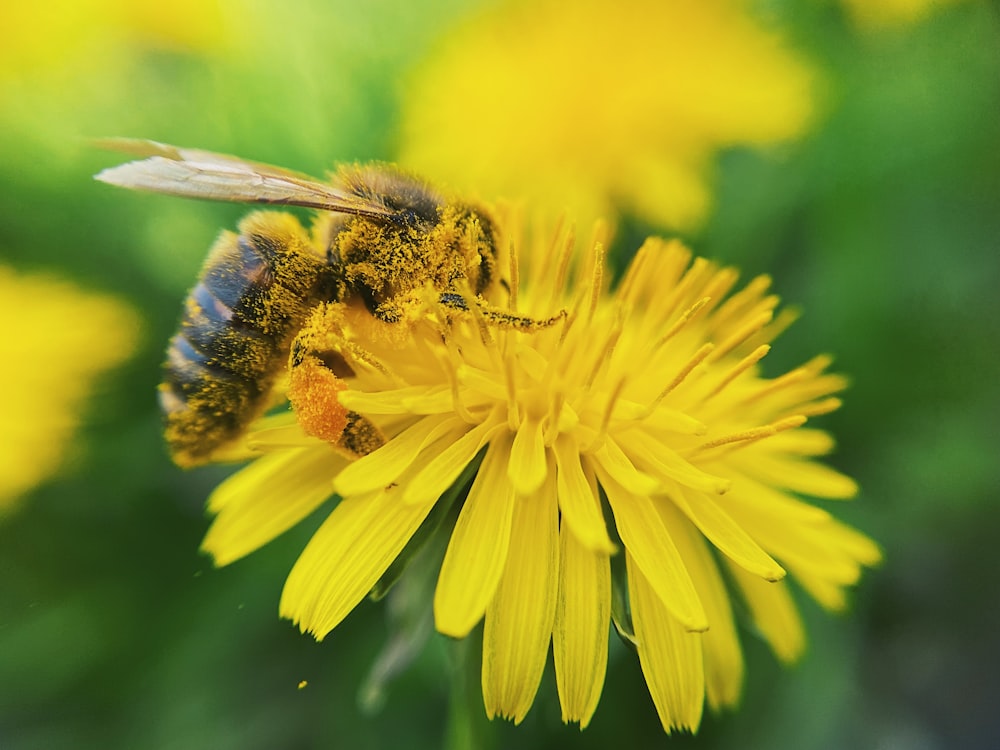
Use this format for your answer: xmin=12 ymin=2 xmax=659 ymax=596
xmin=94 ymin=138 xmax=393 ymax=220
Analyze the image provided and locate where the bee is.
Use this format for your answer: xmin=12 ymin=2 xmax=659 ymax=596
xmin=96 ymin=140 xmax=512 ymax=467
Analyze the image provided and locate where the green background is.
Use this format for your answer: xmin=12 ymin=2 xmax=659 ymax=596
xmin=2 ymin=1 xmax=998 ymax=748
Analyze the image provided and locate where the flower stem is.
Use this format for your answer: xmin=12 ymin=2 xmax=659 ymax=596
xmin=445 ymin=628 xmax=495 ymax=750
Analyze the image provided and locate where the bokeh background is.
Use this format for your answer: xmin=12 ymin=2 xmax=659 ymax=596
xmin=1 ymin=0 xmax=998 ymax=748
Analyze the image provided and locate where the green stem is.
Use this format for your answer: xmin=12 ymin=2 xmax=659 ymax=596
xmin=445 ymin=629 xmax=495 ymax=750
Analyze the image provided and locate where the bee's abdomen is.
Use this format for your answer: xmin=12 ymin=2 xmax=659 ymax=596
xmin=161 ymin=212 xmax=335 ymax=467
xmin=180 ymin=278 xmax=279 ymax=377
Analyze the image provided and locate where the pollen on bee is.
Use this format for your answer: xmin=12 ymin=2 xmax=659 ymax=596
xmin=288 ymin=354 xmax=350 ymax=444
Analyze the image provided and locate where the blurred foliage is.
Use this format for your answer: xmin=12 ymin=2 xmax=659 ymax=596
xmin=0 ymin=0 xmax=998 ymax=748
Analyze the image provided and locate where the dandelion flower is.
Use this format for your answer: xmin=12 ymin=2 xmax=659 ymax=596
xmin=0 ymin=0 xmax=224 ymax=79
xmin=0 ymin=265 xmax=140 ymax=511
xmin=400 ymin=0 xmax=815 ymax=231
xmin=200 ymin=220 xmax=879 ymax=731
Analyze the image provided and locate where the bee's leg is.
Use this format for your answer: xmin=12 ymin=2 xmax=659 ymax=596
xmin=370 ymin=302 xmax=402 ymax=323
xmin=438 ymin=292 xmax=566 ymax=332
xmin=288 ymin=352 xmax=386 ymax=459
xmin=337 ymin=410 xmax=386 ymax=458
xmin=288 ymin=311 xmax=386 ymax=459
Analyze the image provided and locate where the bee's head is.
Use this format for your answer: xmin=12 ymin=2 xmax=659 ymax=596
xmin=339 ymin=165 xmax=442 ymax=229
xmin=328 ymin=166 xmax=502 ymax=321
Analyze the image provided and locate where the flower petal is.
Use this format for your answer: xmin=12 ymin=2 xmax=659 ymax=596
xmin=482 ymin=471 xmax=560 ymax=724
xmin=555 ymin=437 xmax=615 ymax=553
xmin=600 ymin=472 xmax=708 ymax=632
xmin=553 ymin=520 xmax=610 ymax=728
xmin=718 ymin=470 xmax=832 ymax=523
xmin=334 ymin=414 xmax=461 ymax=496
xmin=590 ymin=438 xmax=659 ymax=495
xmin=508 ymin=418 xmax=547 ymax=494
xmin=723 ymin=500 xmax=868 ymax=586
xmin=404 ymin=416 xmax=503 ymax=506
xmin=657 ymin=502 xmax=743 ymax=711
xmin=763 ymin=427 xmax=836 ymax=456
xmin=434 ymin=436 xmax=517 ymax=637
xmin=669 ymin=484 xmax=785 ymax=581
xmin=728 ymin=561 xmax=805 ymax=663
xmin=737 ymin=452 xmax=858 ymax=499
xmin=786 ymin=563 xmax=848 ymax=612
xmin=279 ymin=483 xmax=437 ymax=640
xmin=202 ymin=447 xmax=343 ymax=566
xmin=245 ymin=412 xmax=312 ymax=450
xmin=619 ymin=429 xmax=730 ymax=494
xmin=338 ymin=384 xmax=453 ymax=414
xmin=827 ymin=516 xmax=883 ymax=567
xmin=632 ymin=403 xmax=707 ymax=436
xmin=628 ymin=552 xmax=705 ymax=734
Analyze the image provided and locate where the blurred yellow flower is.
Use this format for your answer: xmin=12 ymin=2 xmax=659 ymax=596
xmin=0 ymin=0 xmax=223 ymax=79
xmin=399 ymin=0 xmax=815 ymax=232
xmin=0 ymin=266 xmax=140 ymax=511
xmin=200 ymin=221 xmax=879 ymax=731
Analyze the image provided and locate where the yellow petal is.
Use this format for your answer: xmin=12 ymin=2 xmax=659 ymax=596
xmin=404 ymin=417 xmax=502 ymax=506
xmin=636 ymin=404 xmax=707 ymax=436
xmin=669 ymin=484 xmax=785 ymax=581
xmin=435 ymin=437 xmax=517 ymax=637
xmin=722 ymin=502 xmax=867 ymax=586
xmin=600 ymin=473 xmax=708 ymax=632
xmin=338 ymin=384 xmax=453 ymax=414
xmin=456 ymin=363 xmax=507 ymax=400
xmin=738 ymin=453 xmax=858 ymax=499
xmin=279 ymin=483 xmax=436 ymax=640
xmin=482 ymin=473 xmax=560 ymax=724
xmin=202 ymin=447 xmax=343 ymax=566
xmin=763 ymin=428 xmax=836 ymax=456
xmin=334 ymin=414 xmax=461 ymax=496
xmin=787 ymin=563 xmax=848 ymax=612
xmin=827 ymin=516 xmax=883 ymax=567
xmin=719 ymin=470 xmax=832 ymax=524
xmin=591 ymin=438 xmax=659 ymax=496
xmin=242 ymin=411 xmax=307 ymax=451
xmin=728 ymin=562 xmax=805 ymax=663
xmin=553 ymin=520 xmax=610 ymax=728
xmin=619 ymin=429 xmax=730 ymax=494
xmin=658 ymin=502 xmax=744 ymax=711
xmin=555 ymin=437 xmax=615 ymax=553
xmin=507 ymin=418 xmax=547 ymax=495
xmin=628 ymin=553 xmax=705 ymax=734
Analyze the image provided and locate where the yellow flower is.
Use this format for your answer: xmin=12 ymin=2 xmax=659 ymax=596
xmin=0 ymin=265 xmax=140 ymax=511
xmin=0 ymin=0 xmax=224 ymax=79
xmin=201 ymin=222 xmax=879 ymax=731
xmin=399 ymin=0 xmax=814 ymax=231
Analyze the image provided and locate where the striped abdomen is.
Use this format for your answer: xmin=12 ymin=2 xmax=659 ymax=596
xmin=160 ymin=211 xmax=336 ymax=467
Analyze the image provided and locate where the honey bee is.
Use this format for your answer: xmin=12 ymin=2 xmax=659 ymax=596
xmin=96 ymin=139 xmax=511 ymax=467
